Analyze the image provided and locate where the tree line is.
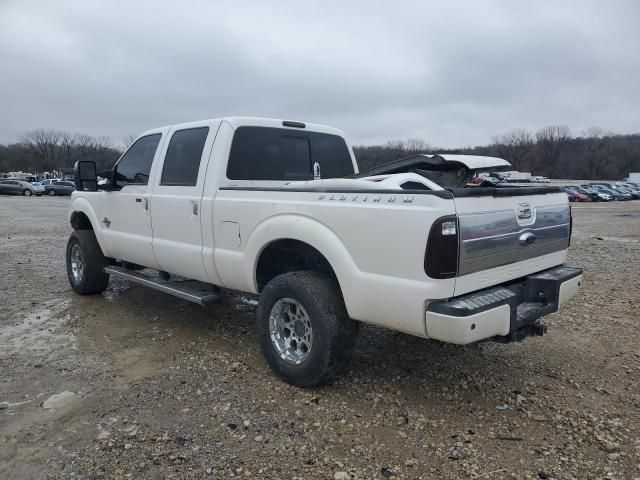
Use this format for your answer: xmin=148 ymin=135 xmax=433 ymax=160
xmin=1 ymin=126 xmax=639 ymax=180
xmin=354 ymin=126 xmax=640 ymax=179
xmin=0 ymin=129 xmax=123 ymax=175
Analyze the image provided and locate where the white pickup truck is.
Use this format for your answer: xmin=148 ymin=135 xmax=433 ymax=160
xmin=67 ymin=117 xmax=582 ymax=387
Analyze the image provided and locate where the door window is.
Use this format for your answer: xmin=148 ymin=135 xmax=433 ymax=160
xmin=114 ymin=134 xmax=162 ymax=187
xmin=160 ymin=127 xmax=209 ymax=186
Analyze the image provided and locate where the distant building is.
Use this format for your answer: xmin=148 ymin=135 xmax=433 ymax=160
xmin=2 ymin=171 xmax=35 ymax=181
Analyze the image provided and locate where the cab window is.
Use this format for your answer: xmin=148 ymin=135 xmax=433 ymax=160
xmin=227 ymin=127 xmax=354 ymax=180
xmin=114 ymin=134 xmax=162 ymax=187
xmin=160 ymin=127 xmax=209 ymax=186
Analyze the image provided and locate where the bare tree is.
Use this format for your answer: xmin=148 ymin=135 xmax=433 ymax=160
xmin=614 ymin=135 xmax=640 ymax=178
xmin=581 ymin=127 xmax=615 ymax=178
xmin=535 ymin=125 xmax=571 ymax=177
xmin=492 ymin=129 xmax=534 ymax=170
xmin=19 ymin=129 xmax=64 ymax=170
xmin=122 ymin=135 xmax=136 ymax=149
xmin=404 ymin=138 xmax=431 ymax=154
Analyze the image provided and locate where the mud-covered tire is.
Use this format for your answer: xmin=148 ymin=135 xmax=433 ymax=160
xmin=257 ymin=271 xmax=359 ymax=388
xmin=66 ymin=230 xmax=110 ymax=294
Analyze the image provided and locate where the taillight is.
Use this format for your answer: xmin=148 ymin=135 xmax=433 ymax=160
xmin=568 ymin=205 xmax=572 ymax=247
xmin=424 ymin=215 xmax=459 ymax=279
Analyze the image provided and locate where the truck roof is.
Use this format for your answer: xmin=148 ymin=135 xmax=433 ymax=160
xmin=140 ymin=116 xmax=347 ymax=138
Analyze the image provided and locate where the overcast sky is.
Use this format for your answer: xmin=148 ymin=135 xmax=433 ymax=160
xmin=1 ymin=0 xmax=638 ymax=148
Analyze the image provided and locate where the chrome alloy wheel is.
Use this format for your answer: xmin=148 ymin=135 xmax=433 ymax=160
xmin=70 ymin=243 xmax=84 ymax=284
xmin=269 ymin=298 xmax=313 ymax=364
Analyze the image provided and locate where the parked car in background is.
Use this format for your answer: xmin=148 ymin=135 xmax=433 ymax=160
xmin=31 ymin=182 xmax=46 ymax=195
xmin=44 ymin=180 xmax=75 ymax=196
xmin=564 ymin=187 xmax=588 ymax=202
xmin=41 ymin=179 xmax=60 ymax=186
xmin=470 ymin=176 xmax=501 ymax=185
xmin=588 ymin=184 xmax=631 ymax=201
xmin=0 ymin=179 xmax=44 ymax=196
xmin=573 ymin=186 xmax=610 ymax=201
xmin=611 ymin=184 xmax=640 ymax=199
xmin=622 ymin=183 xmax=640 ymax=195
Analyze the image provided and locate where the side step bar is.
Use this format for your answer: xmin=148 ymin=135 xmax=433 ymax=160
xmin=104 ymin=266 xmax=220 ymax=306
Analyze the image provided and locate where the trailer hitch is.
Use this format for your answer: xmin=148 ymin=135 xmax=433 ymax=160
xmin=495 ymin=322 xmax=547 ymax=343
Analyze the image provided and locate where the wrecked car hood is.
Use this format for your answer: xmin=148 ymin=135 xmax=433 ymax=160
xmin=349 ymin=154 xmax=511 ymax=188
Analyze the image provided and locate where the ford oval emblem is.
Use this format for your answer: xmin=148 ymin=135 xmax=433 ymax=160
xmin=519 ymin=232 xmax=537 ymax=245
xmin=517 ymin=203 xmax=532 ymax=220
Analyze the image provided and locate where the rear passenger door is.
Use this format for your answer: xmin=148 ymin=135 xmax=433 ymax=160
xmin=150 ymin=123 xmax=219 ymax=282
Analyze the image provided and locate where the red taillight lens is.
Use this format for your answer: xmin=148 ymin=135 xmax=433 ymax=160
xmin=424 ymin=215 xmax=459 ymax=279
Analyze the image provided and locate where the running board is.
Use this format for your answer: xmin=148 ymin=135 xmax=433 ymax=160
xmin=104 ymin=266 xmax=220 ymax=306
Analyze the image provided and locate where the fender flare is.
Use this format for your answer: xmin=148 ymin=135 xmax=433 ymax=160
xmin=68 ymin=197 xmax=107 ymax=254
xmin=242 ymin=214 xmax=361 ymax=312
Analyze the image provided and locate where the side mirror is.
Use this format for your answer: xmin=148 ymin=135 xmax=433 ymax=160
xmin=74 ymin=160 xmax=98 ymax=192
xmin=97 ymin=169 xmax=116 ymax=191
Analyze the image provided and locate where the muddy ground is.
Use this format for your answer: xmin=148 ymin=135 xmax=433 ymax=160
xmin=0 ymin=197 xmax=638 ymax=480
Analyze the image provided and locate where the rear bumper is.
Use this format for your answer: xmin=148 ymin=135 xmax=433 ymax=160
xmin=426 ymin=264 xmax=582 ymax=344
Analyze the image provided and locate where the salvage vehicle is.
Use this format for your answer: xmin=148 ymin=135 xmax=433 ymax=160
xmin=564 ymin=187 xmax=589 ymax=202
xmin=0 ymin=179 xmax=44 ymax=196
xmin=590 ymin=184 xmax=632 ymax=201
xmin=572 ymin=186 xmax=610 ymax=202
xmin=611 ymin=185 xmax=640 ymax=199
xmin=45 ymin=180 xmax=75 ymax=196
xmin=65 ymin=117 xmax=582 ymax=387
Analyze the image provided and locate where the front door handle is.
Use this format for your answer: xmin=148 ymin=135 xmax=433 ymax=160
xmin=191 ymin=201 xmax=198 ymax=216
xmin=136 ymin=198 xmax=149 ymax=211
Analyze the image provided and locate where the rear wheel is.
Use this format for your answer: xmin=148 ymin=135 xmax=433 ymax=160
xmin=48 ymin=189 xmax=56 ymax=196
xmin=256 ymin=271 xmax=359 ymax=387
xmin=23 ymin=189 xmax=32 ymax=196
xmin=66 ymin=230 xmax=110 ymax=294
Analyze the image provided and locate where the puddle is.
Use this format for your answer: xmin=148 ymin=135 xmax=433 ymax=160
xmin=593 ymin=236 xmax=639 ymax=243
xmin=102 ymin=279 xmax=131 ymax=302
xmin=0 ymin=300 xmax=75 ymax=358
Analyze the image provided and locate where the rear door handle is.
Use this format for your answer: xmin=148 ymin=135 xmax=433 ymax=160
xmin=135 ymin=198 xmax=142 ymax=202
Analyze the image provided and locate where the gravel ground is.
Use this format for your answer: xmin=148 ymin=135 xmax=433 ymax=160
xmin=0 ymin=197 xmax=638 ymax=480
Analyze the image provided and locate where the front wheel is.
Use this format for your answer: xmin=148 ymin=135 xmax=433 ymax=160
xmin=48 ymin=189 xmax=56 ymax=196
xmin=256 ymin=271 xmax=359 ymax=388
xmin=23 ymin=189 xmax=32 ymax=196
xmin=66 ymin=230 xmax=110 ymax=294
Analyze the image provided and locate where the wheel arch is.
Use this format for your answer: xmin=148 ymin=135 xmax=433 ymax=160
xmin=255 ymin=238 xmax=341 ymax=293
xmin=68 ymin=197 xmax=107 ymax=254
xmin=218 ymin=214 xmax=360 ymax=317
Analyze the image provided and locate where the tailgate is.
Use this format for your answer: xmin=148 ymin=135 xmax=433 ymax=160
xmin=452 ymin=188 xmax=571 ymax=296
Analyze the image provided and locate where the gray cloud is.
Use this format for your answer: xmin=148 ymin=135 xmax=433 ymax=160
xmin=1 ymin=0 xmax=638 ymax=148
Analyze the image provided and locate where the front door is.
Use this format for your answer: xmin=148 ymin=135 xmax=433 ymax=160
xmin=100 ymin=133 xmax=164 ymax=269
xmin=150 ymin=124 xmax=217 ymax=282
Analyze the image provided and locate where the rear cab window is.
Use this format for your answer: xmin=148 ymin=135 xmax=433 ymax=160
xmin=226 ymin=127 xmax=354 ymax=181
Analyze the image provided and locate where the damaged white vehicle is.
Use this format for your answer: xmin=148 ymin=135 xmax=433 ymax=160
xmin=66 ymin=117 xmax=582 ymax=387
